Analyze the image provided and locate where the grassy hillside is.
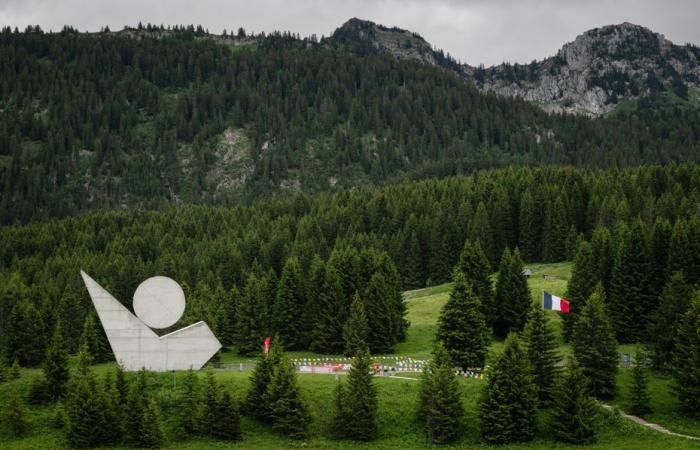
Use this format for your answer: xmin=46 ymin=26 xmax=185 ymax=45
xmin=2 ymin=261 xmax=699 ymax=448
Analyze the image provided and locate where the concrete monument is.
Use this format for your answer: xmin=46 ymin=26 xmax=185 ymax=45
xmin=80 ymin=271 xmax=221 ymax=371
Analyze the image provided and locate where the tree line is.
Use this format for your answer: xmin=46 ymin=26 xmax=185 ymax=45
xmin=1 ymin=164 xmax=700 ymax=363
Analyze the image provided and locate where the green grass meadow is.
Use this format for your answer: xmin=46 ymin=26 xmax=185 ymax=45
xmin=2 ymin=261 xmax=699 ymax=449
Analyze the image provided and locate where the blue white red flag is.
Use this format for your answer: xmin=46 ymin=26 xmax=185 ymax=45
xmin=543 ymin=291 xmax=570 ymax=313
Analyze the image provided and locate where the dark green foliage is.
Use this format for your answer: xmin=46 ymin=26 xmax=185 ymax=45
xmin=27 ymin=375 xmax=51 ymax=405
xmin=542 ymin=197 xmax=569 ymax=262
xmin=214 ymin=287 xmax=238 ymax=346
xmin=648 ymin=272 xmax=691 ymax=369
xmin=50 ymin=401 xmax=66 ymax=429
xmin=3 ymin=390 xmax=28 ymax=437
xmin=629 ymin=349 xmax=652 ymax=416
xmin=456 ymin=240 xmax=495 ymax=324
xmin=609 ymin=219 xmax=654 ymax=343
xmin=178 ymin=369 xmax=201 ymax=436
xmin=244 ymin=339 xmax=282 ymax=421
xmin=417 ymin=344 xmax=463 ymax=444
xmin=4 ymin=299 xmax=45 ymax=366
xmin=44 ymin=322 xmax=69 ymax=401
xmin=565 ymin=240 xmax=598 ymax=341
xmin=307 ymin=257 xmax=345 ymax=354
xmin=211 ymin=390 xmax=241 ymax=441
xmin=65 ymin=346 xmax=115 ymax=447
xmin=673 ymin=293 xmax=700 ymax=415
xmin=572 ymin=285 xmax=618 ymax=399
xmin=236 ymin=273 xmax=269 ymax=355
xmin=331 ymin=347 xmax=378 ymax=441
xmin=518 ymin=191 xmax=541 ymax=261
xmin=551 ymin=357 xmax=598 ymax=444
xmin=264 ymin=357 xmax=311 ymax=439
xmin=202 ymin=370 xmax=220 ymax=435
xmin=9 ymin=358 xmax=20 ymax=380
xmin=140 ymin=399 xmax=165 ymax=448
xmin=493 ymin=247 xmax=531 ymax=337
xmin=364 ymin=272 xmax=395 ymax=353
xmin=79 ymin=312 xmax=111 ymax=363
xmin=590 ymin=227 xmax=614 ymax=293
xmin=523 ymin=303 xmax=560 ymax=402
xmin=273 ymin=257 xmax=307 ymax=350
xmin=436 ymin=271 xmax=489 ymax=370
xmin=479 ymin=333 xmax=538 ymax=444
xmin=343 ymin=292 xmax=369 ymax=356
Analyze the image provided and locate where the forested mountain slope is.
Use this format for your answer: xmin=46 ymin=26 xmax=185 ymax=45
xmin=1 ymin=25 xmax=700 ymax=224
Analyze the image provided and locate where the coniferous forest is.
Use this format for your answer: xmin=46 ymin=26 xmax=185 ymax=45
xmin=2 ymin=19 xmax=700 ymax=450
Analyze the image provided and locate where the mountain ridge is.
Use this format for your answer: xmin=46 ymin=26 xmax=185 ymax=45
xmin=328 ymin=18 xmax=700 ymax=115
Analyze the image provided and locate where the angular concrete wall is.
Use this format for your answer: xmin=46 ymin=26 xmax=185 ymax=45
xmin=81 ymin=271 xmax=221 ymax=371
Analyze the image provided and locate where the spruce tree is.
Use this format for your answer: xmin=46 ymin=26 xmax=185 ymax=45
xmin=590 ymin=227 xmax=613 ymax=293
xmin=80 ymin=312 xmax=110 ymax=363
xmin=178 ymin=369 xmax=201 ymax=436
xmin=273 ymin=257 xmax=306 ymax=350
xmin=244 ymin=338 xmax=282 ymax=421
xmin=364 ymin=272 xmax=395 ymax=353
xmin=672 ymin=293 xmax=700 ymax=415
xmin=518 ymin=191 xmax=541 ymax=261
xmin=43 ymin=321 xmax=69 ymax=401
xmin=201 ymin=370 xmax=224 ymax=437
xmin=3 ymin=390 xmax=28 ymax=437
xmin=470 ymin=202 xmax=495 ymax=264
xmin=343 ymin=291 xmax=369 ymax=356
xmin=236 ymin=273 xmax=269 ymax=355
xmin=523 ymin=302 xmax=560 ymax=402
xmin=419 ymin=344 xmax=463 ymax=444
xmin=65 ymin=346 xmax=110 ymax=448
xmin=565 ymin=240 xmax=598 ymax=341
xmin=211 ymin=390 xmax=241 ymax=440
xmin=551 ymin=357 xmax=597 ymax=444
xmin=629 ymin=349 xmax=652 ymax=416
xmin=331 ymin=347 xmax=378 ymax=441
xmin=542 ymin=197 xmax=569 ymax=262
xmin=572 ymin=285 xmax=618 ymax=399
xmin=416 ymin=344 xmax=452 ymax=425
xmin=308 ymin=258 xmax=345 ymax=354
xmin=456 ymin=240 xmax=495 ymax=325
xmin=139 ymin=399 xmax=165 ymax=448
xmin=648 ymin=272 xmax=691 ymax=369
xmin=264 ymin=357 xmax=311 ymax=439
xmin=608 ymin=219 xmax=654 ymax=343
xmin=126 ymin=369 xmax=149 ymax=446
xmin=479 ymin=333 xmax=538 ymax=444
xmin=494 ymin=247 xmax=531 ymax=337
xmin=436 ymin=271 xmax=489 ymax=370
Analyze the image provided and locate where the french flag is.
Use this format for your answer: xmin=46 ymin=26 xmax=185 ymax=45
xmin=543 ymin=291 xmax=570 ymax=314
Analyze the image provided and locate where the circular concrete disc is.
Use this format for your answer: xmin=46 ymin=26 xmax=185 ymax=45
xmin=133 ymin=276 xmax=186 ymax=329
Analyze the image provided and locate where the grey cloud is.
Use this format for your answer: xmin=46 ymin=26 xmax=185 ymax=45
xmin=0 ymin=0 xmax=698 ymax=66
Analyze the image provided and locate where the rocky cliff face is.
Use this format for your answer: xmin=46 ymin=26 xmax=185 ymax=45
xmin=329 ymin=20 xmax=700 ymax=115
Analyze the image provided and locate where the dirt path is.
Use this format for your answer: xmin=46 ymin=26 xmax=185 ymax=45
xmin=600 ymin=404 xmax=700 ymax=441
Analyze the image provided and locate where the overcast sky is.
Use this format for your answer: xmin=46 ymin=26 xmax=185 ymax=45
xmin=1 ymin=0 xmax=699 ymax=66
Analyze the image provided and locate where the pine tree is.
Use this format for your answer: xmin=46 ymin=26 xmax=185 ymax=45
xmin=201 ymin=370 xmax=220 ymax=435
xmin=43 ymin=321 xmax=69 ymax=401
xmin=571 ymin=285 xmax=618 ymax=399
xmin=479 ymin=333 xmax=538 ymax=444
xmin=264 ymin=357 xmax=311 ymax=439
xmin=419 ymin=344 xmax=463 ymax=444
xmin=493 ymin=247 xmax=531 ymax=337
xmin=211 ymin=390 xmax=241 ymax=440
xmin=470 ymin=202 xmax=495 ymax=264
xmin=523 ymin=302 xmax=560 ymax=402
xmin=3 ymin=390 xmax=28 ymax=437
xmin=364 ymin=272 xmax=395 ymax=353
xmin=456 ymin=240 xmax=495 ymax=325
xmin=608 ymin=219 xmax=654 ymax=343
xmin=308 ymin=258 xmax=345 ymax=354
xmin=126 ymin=369 xmax=148 ymax=446
xmin=591 ymin=227 xmax=613 ymax=293
xmin=80 ymin=312 xmax=111 ymax=363
xmin=139 ymin=399 xmax=165 ymax=448
xmin=629 ymin=349 xmax=652 ymax=416
xmin=236 ymin=273 xmax=269 ymax=355
xmin=436 ymin=271 xmax=489 ymax=370
xmin=672 ymin=293 xmax=700 ymax=415
xmin=518 ymin=191 xmax=541 ymax=261
xmin=65 ymin=345 xmax=110 ymax=448
xmin=416 ymin=344 xmax=453 ymax=425
xmin=214 ymin=287 xmax=238 ymax=346
xmin=542 ymin=197 xmax=569 ymax=262
xmin=647 ymin=272 xmax=691 ymax=369
xmin=331 ymin=347 xmax=378 ymax=441
xmin=273 ymin=257 xmax=307 ymax=349
xmin=565 ymin=240 xmax=598 ymax=340
xmin=343 ymin=291 xmax=369 ymax=356
xmin=244 ymin=338 xmax=282 ymax=421
xmin=551 ymin=357 xmax=597 ymax=444
xmin=179 ymin=369 xmax=201 ymax=436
